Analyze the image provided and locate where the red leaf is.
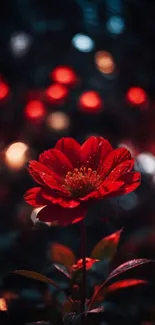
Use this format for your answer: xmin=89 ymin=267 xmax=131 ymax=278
xmin=107 ymin=278 xmax=148 ymax=294
xmin=50 ymin=243 xmax=76 ymax=269
xmin=91 ymin=229 xmax=122 ymax=261
xmin=107 ymin=258 xmax=153 ymax=282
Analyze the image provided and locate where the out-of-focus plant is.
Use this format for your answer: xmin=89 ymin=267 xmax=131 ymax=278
xmin=12 ymin=229 xmax=154 ymax=324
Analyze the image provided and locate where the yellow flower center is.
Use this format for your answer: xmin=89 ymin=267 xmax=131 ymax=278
xmin=63 ymin=167 xmax=101 ymax=197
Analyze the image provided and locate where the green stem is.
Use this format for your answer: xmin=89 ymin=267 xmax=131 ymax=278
xmin=81 ymin=220 xmax=86 ymax=325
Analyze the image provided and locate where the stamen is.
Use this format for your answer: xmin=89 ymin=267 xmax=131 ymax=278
xmin=63 ymin=167 xmax=102 ymax=198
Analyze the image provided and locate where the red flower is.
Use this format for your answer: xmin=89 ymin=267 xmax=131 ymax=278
xmin=24 ymin=136 xmax=141 ymax=225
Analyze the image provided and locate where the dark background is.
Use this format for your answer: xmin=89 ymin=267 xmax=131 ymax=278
xmin=1 ymin=0 xmax=155 ymax=324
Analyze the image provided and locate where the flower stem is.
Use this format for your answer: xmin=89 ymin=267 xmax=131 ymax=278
xmin=81 ymin=220 xmax=86 ymax=325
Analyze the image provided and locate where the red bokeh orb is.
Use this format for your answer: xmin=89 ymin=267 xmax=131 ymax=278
xmin=24 ymin=100 xmax=46 ymax=122
xmin=78 ymin=91 xmax=103 ymax=113
xmin=126 ymin=87 xmax=147 ymax=106
xmin=51 ymin=66 xmax=77 ymax=87
xmin=45 ymin=83 xmax=69 ymax=104
xmin=0 ymin=80 xmax=9 ymax=100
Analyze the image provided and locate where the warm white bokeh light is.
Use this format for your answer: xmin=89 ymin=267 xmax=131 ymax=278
xmin=95 ymin=51 xmax=115 ymax=75
xmin=72 ymin=34 xmax=95 ymax=52
xmin=46 ymin=111 xmax=70 ymax=132
xmin=5 ymin=142 xmax=28 ymax=170
xmin=0 ymin=298 xmax=7 ymax=311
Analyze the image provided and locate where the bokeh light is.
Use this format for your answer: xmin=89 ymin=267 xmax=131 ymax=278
xmin=95 ymin=51 xmax=115 ymax=74
xmin=119 ymin=193 xmax=138 ymax=211
xmin=106 ymin=16 xmax=125 ymax=35
xmin=51 ymin=66 xmax=78 ymax=87
xmin=10 ymin=32 xmax=32 ymax=57
xmin=0 ymin=298 xmax=7 ymax=311
xmin=46 ymin=111 xmax=70 ymax=132
xmin=45 ymin=83 xmax=69 ymax=104
xmin=24 ymin=100 xmax=46 ymax=122
xmin=72 ymin=34 xmax=95 ymax=52
xmin=5 ymin=142 xmax=28 ymax=170
xmin=78 ymin=91 xmax=103 ymax=113
xmin=136 ymin=152 xmax=155 ymax=175
xmin=126 ymin=87 xmax=147 ymax=106
xmin=0 ymin=80 xmax=9 ymax=101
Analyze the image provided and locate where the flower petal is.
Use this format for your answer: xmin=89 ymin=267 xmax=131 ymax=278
xmin=41 ymin=174 xmax=69 ymax=194
xmin=41 ymin=188 xmax=80 ymax=208
xmin=55 ymin=137 xmax=81 ymax=167
xmin=119 ymin=171 xmax=141 ymax=183
xmin=79 ymin=190 xmax=100 ymax=201
xmin=81 ymin=136 xmax=113 ymax=170
xmin=98 ymin=181 xmax=125 ymax=198
xmin=104 ymin=160 xmax=134 ymax=183
xmin=107 ymin=172 xmax=141 ymax=197
xmin=24 ymin=187 xmax=48 ymax=207
xmin=112 ymin=182 xmax=140 ymax=196
xmin=28 ymin=160 xmax=66 ymax=193
xmin=98 ymin=147 xmax=132 ymax=178
xmin=28 ymin=160 xmax=53 ymax=185
xmin=37 ymin=204 xmax=87 ymax=226
xmin=39 ymin=148 xmax=73 ymax=177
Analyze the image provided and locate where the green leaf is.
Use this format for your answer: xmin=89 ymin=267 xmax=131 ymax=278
xmin=50 ymin=243 xmax=76 ymax=269
xmin=91 ymin=229 xmax=122 ymax=261
xmin=12 ymin=270 xmax=59 ymax=288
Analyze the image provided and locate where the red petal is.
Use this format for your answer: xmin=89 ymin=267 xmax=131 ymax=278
xmin=28 ymin=160 xmax=66 ymax=193
xmin=115 ymin=182 xmax=140 ymax=196
xmin=98 ymin=181 xmax=124 ymax=198
xmin=119 ymin=171 xmax=141 ymax=183
xmin=37 ymin=204 xmax=87 ymax=226
xmin=104 ymin=160 xmax=134 ymax=183
xmin=41 ymin=188 xmax=80 ymax=208
xmin=55 ymin=137 xmax=81 ymax=167
xmin=41 ymin=174 xmax=69 ymax=194
xmin=105 ymin=172 xmax=141 ymax=197
xmin=98 ymin=147 xmax=132 ymax=178
xmin=79 ymin=190 xmax=100 ymax=201
xmin=24 ymin=187 xmax=48 ymax=207
xmin=81 ymin=136 xmax=112 ymax=170
xmin=28 ymin=160 xmax=53 ymax=185
xmin=39 ymin=148 xmax=73 ymax=177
